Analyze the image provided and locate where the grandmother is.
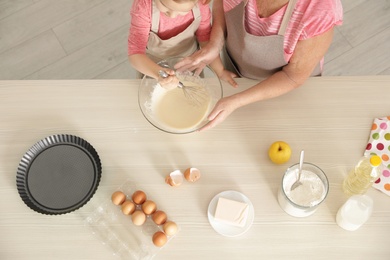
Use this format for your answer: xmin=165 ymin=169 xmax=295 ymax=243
xmin=175 ymin=0 xmax=343 ymax=131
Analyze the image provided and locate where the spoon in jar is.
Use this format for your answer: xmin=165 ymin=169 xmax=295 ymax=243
xmin=291 ymin=150 xmax=305 ymax=191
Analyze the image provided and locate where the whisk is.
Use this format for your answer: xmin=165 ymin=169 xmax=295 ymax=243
xmin=158 ymin=70 xmax=208 ymax=106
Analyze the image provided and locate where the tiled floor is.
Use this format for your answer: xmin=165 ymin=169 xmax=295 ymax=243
xmin=0 ymin=0 xmax=389 ymax=80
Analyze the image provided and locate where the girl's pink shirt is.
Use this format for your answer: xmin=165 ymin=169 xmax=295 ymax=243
xmin=224 ymin=0 xmax=343 ymax=61
xmin=128 ymin=0 xmax=212 ymax=56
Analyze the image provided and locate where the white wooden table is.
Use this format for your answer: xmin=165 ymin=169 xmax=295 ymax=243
xmin=1 ymin=77 xmax=390 ymax=259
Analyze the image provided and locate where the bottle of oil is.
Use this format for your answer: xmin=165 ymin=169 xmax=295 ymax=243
xmin=343 ymin=155 xmax=383 ymax=196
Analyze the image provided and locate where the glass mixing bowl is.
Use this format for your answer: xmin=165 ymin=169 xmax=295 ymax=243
xmin=138 ymin=56 xmax=223 ymax=134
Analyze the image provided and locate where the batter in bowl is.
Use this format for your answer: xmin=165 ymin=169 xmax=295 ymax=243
xmin=152 ymin=81 xmax=211 ymax=131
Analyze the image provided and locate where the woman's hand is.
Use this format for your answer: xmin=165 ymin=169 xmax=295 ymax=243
xmin=198 ymin=96 xmax=239 ymax=132
xmin=174 ymin=44 xmax=220 ymax=75
xmin=177 ymin=0 xmax=226 ymax=75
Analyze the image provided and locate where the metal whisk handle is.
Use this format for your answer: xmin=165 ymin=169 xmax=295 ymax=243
xmin=158 ymin=70 xmax=169 ymax=78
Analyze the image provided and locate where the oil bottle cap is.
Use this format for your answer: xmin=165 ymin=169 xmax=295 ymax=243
xmin=369 ymin=155 xmax=381 ymax=167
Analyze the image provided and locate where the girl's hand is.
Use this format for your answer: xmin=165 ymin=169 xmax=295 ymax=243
xmin=158 ymin=69 xmax=179 ymax=90
xmin=217 ymin=69 xmax=239 ymax=88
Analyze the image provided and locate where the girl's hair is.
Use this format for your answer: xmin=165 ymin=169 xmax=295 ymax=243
xmin=173 ymin=0 xmax=212 ymax=5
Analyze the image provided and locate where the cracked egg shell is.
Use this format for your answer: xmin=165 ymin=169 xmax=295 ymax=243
xmin=165 ymin=170 xmax=184 ymax=187
xmin=184 ymin=167 xmax=201 ymax=182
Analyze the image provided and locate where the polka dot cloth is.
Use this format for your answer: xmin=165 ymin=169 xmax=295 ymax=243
xmin=364 ymin=116 xmax=390 ymax=196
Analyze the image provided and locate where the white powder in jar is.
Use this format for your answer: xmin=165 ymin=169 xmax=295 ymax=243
xmin=283 ymin=170 xmax=326 ymax=207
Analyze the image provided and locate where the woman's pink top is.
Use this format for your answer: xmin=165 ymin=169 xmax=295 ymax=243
xmin=128 ymin=0 xmax=212 ymax=56
xmin=224 ymin=0 xmax=343 ymax=61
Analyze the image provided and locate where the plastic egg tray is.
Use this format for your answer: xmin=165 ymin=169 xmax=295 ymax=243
xmin=84 ymin=181 xmax=178 ymax=259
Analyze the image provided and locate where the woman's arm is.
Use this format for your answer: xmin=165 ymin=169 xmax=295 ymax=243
xmin=209 ymin=0 xmax=226 ymax=57
xmin=199 ymin=27 xmax=335 ymax=131
xmin=175 ymin=0 xmax=226 ymax=73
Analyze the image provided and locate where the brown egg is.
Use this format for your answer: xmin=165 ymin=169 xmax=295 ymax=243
xmin=121 ymin=200 xmax=136 ymax=215
xmin=152 ymin=231 xmax=167 ymax=247
xmin=163 ymin=221 xmax=178 ymax=236
xmin=152 ymin=210 xmax=167 ymax=225
xmin=184 ymin=167 xmax=201 ymax=182
xmin=132 ymin=190 xmax=147 ymax=205
xmin=131 ymin=210 xmax=146 ymax=226
xmin=142 ymin=200 xmax=157 ymax=215
xmin=111 ymin=191 xmax=126 ymax=205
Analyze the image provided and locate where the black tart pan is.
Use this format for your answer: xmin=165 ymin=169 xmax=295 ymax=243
xmin=16 ymin=134 xmax=102 ymax=215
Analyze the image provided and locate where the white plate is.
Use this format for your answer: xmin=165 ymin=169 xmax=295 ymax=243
xmin=207 ymin=190 xmax=254 ymax=237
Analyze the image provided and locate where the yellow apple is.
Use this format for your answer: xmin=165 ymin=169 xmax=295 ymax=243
xmin=268 ymin=141 xmax=292 ymax=164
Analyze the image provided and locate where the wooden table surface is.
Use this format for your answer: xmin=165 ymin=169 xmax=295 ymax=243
xmin=1 ymin=76 xmax=390 ymax=259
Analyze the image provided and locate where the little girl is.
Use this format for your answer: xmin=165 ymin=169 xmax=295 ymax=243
xmin=128 ymin=0 xmax=237 ymax=88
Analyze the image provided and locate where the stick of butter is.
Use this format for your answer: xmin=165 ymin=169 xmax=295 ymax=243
xmin=214 ymin=197 xmax=249 ymax=227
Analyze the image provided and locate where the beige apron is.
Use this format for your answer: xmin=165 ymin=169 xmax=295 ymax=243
xmin=146 ymin=0 xmax=201 ymax=63
xmin=224 ymin=0 xmax=321 ymax=79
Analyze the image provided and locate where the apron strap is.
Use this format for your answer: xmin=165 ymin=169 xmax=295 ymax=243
xmin=151 ymin=0 xmax=160 ymax=33
xmin=193 ymin=3 xmax=200 ymax=18
xmin=278 ymin=0 xmax=297 ymax=36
